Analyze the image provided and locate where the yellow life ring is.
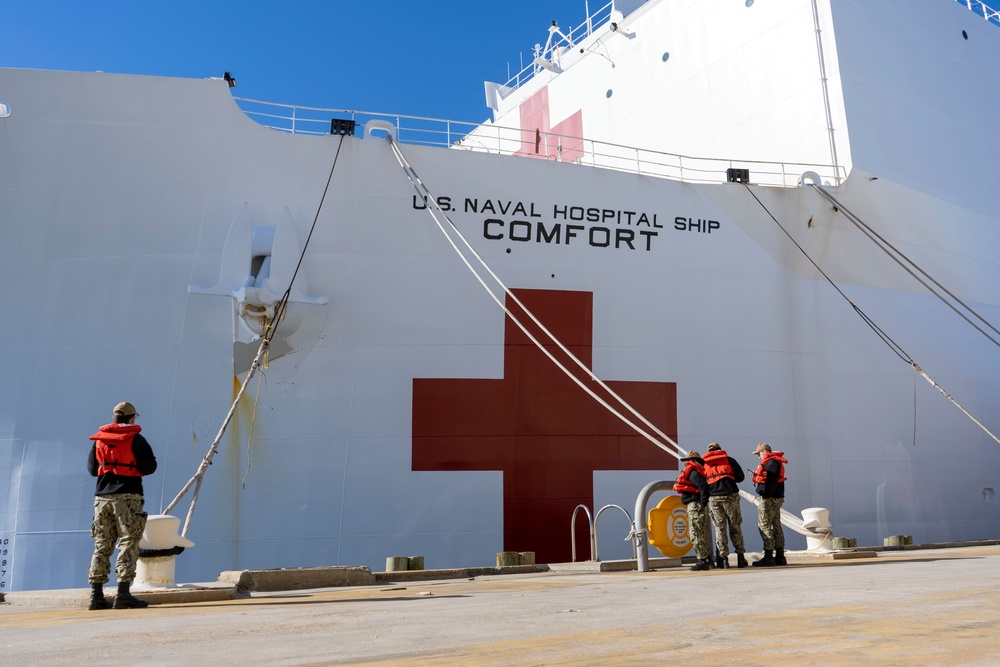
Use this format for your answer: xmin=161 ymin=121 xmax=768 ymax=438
xmin=647 ymin=494 xmax=692 ymax=558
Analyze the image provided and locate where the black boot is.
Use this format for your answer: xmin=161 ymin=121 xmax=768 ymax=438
xmin=752 ymin=550 xmax=776 ymax=567
xmin=774 ymin=549 xmax=787 ymax=566
xmin=88 ymin=584 xmax=112 ymax=611
xmin=690 ymin=557 xmax=712 ymax=571
xmin=736 ymin=553 xmax=749 ymax=568
xmin=113 ymin=581 xmax=149 ymax=609
xmin=716 ymin=554 xmax=729 ymax=569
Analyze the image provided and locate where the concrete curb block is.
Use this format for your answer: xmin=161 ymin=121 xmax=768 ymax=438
xmin=813 ymin=550 xmax=878 ymax=560
xmin=3 ymin=584 xmax=237 ymax=608
xmin=860 ymin=539 xmax=1000 ymax=553
xmin=374 ymin=564 xmax=547 ymax=583
xmin=219 ymin=566 xmax=376 ymax=592
xmin=132 ymin=586 xmax=239 ymax=604
xmin=549 ymin=557 xmax=681 ymax=572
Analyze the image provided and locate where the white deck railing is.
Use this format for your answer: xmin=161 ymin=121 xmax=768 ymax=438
xmin=500 ymin=1 xmax=615 ymax=91
xmin=234 ymin=0 xmax=1000 ymax=187
xmin=505 ymin=1 xmax=999 ymax=92
xmin=234 ymin=97 xmax=845 ymax=188
xmin=963 ymin=0 xmax=1000 ymax=24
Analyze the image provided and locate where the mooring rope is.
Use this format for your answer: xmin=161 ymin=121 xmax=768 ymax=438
xmin=388 ymin=138 xmax=820 ymax=536
xmin=386 ymin=136 xmax=684 ymax=460
xmin=745 ymin=182 xmax=999 ymax=447
xmin=810 ymin=183 xmax=1000 ymax=347
xmin=164 ymin=134 xmax=348 ymax=536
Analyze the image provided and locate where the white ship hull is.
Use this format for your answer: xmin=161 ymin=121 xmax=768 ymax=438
xmin=1 ymin=0 xmax=998 ymax=591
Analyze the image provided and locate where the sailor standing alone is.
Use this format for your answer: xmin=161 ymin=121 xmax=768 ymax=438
xmin=751 ymin=442 xmax=788 ymax=567
xmin=87 ymin=401 xmax=157 ymax=610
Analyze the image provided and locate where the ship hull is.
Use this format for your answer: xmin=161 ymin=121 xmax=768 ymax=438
xmin=2 ymin=1 xmax=1000 ymax=592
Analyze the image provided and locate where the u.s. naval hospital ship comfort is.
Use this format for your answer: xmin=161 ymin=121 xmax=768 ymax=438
xmin=2 ymin=0 xmax=999 ymax=591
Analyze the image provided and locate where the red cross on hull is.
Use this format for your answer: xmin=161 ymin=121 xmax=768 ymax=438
xmin=413 ymin=289 xmax=677 ymax=564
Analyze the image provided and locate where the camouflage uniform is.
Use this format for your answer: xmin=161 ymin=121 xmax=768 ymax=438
xmin=88 ymin=493 xmax=148 ymax=585
xmin=757 ymin=496 xmax=785 ymax=551
xmin=685 ymin=501 xmax=710 ymax=561
xmin=709 ymin=493 xmax=745 ymax=558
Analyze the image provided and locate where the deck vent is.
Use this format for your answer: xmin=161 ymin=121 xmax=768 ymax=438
xmin=330 ymin=118 xmax=357 ymax=136
xmin=727 ymin=168 xmax=750 ymax=183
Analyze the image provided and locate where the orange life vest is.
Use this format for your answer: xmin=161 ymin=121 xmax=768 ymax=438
xmin=702 ymin=449 xmax=735 ymax=485
xmin=673 ymin=461 xmax=705 ymax=494
xmin=751 ymin=451 xmax=788 ymax=485
xmin=90 ymin=424 xmax=143 ymax=476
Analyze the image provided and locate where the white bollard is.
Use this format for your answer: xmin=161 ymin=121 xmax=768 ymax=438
xmin=136 ymin=554 xmax=180 ymax=588
xmin=133 ymin=515 xmax=196 ymax=591
xmin=800 ymin=507 xmax=834 ymax=551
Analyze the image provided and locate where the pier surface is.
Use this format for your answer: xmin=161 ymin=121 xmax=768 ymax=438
xmin=3 ymin=545 xmax=999 ymax=665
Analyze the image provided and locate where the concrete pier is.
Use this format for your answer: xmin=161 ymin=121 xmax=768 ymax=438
xmin=2 ymin=544 xmax=999 ymax=665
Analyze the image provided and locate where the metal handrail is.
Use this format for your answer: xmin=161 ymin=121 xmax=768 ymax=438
xmin=570 ymin=504 xmax=595 ymax=562
xmin=234 ymin=97 xmax=846 ymax=187
xmin=963 ymin=0 xmax=1000 ymax=24
xmin=632 ymin=480 xmax=676 ymax=572
xmin=500 ymin=1 xmax=615 ymax=90
xmin=504 ymin=0 xmax=999 ymax=91
xmin=593 ymin=504 xmax=636 ymax=562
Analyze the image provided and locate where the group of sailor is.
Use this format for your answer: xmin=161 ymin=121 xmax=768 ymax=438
xmin=673 ymin=441 xmax=788 ymax=571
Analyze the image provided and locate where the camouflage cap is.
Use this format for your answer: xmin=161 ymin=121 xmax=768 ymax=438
xmin=753 ymin=442 xmax=772 ymax=455
xmin=706 ymin=442 xmax=721 ymax=451
xmin=680 ymin=450 xmax=701 ymax=461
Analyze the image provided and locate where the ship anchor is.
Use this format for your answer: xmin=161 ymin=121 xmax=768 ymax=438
xmin=189 ymin=203 xmax=328 ymax=373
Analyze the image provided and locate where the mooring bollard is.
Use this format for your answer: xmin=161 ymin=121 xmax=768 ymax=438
xmin=496 ymin=551 xmax=535 ymax=566
xmin=386 ymin=556 xmax=425 ymax=571
xmin=386 ymin=556 xmax=409 ymax=572
xmin=832 ymin=537 xmax=857 ymax=549
xmin=496 ymin=551 xmax=520 ymax=567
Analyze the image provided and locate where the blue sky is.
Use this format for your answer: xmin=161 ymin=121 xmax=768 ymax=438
xmin=1 ymin=0 xmax=597 ymax=124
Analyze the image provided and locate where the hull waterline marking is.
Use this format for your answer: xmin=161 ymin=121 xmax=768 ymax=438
xmin=1 ymin=535 xmax=10 ymax=592
xmin=412 ymin=196 xmax=721 ymax=251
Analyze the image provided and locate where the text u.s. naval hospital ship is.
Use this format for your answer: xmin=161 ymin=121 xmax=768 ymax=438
xmin=2 ymin=0 xmax=999 ymax=592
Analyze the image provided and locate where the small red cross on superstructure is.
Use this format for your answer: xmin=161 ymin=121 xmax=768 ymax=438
xmin=514 ymin=86 xmax=584 ymax=162
xmin=413 ymin=289 xmax=677 ymax=564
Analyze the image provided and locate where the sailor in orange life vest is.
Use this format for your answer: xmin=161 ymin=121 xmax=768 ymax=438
xmin=703 ymin=442 xmax=748 ymax=568
xmin=86 ymin=401 xmax=157 ymax=610
xmin=750 ymin=442 xmax=788 ymax=566
xmin=673 ymin=450 xmax=713 ymax=571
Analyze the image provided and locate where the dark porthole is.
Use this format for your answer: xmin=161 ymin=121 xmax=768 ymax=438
xmin=606 ymin=89 xmax=613 ymax=98
xmin=662 ymin=52 xmax=670 ymax=62
xmin=963 ymin=30 xmax=969 ymax=40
